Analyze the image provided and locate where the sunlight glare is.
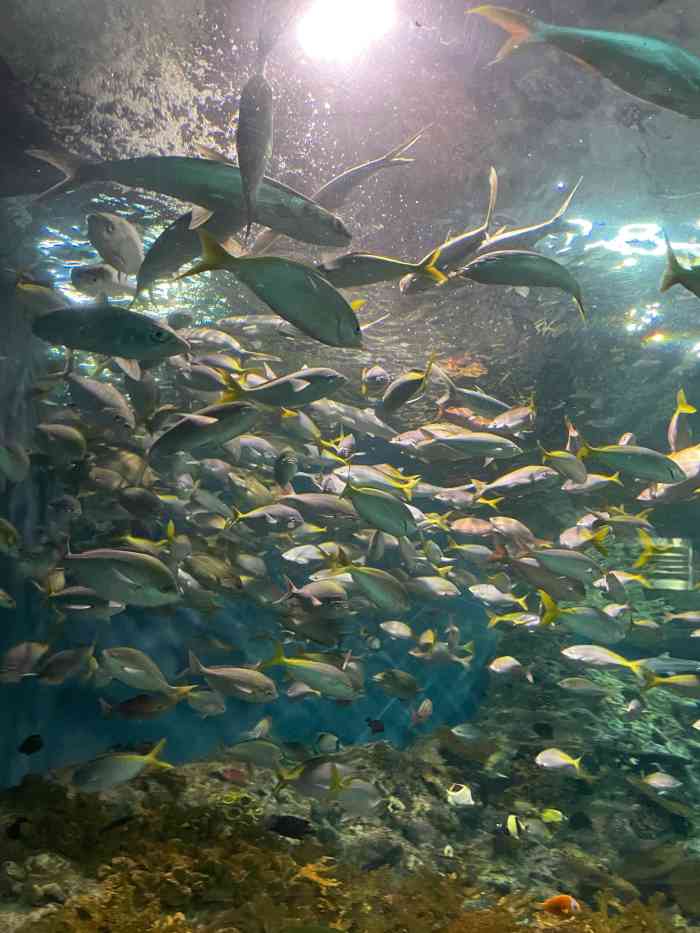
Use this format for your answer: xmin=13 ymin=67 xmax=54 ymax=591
xmin=297 ymin=0 xmax=396 ymax=63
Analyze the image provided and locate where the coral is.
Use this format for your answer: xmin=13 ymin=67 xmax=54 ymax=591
xmin=292 ymin=858 xmax=341 ymax=891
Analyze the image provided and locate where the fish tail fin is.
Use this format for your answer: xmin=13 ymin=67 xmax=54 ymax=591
xmin=272 ymin=575 xmax=297 ymax=605
xmin=432 ymin=363 xmax=460 ymax=404
xmin=639 ymin=668 xmax=661 ymax=691
xmin=467 ymin=6 xmax=545 ymax=64
xmin=470 ymin=476 xmax=487 ymax=496
xmin=478 ymin=495 xmax=503 ymax=511
xmin=419 ymin=248 xmax=448 ymax=285
xmin=634 ymin=529 xmax=670 ymax=569
xmin=515 ymin=594 xmax=529 ymax=611
xmin=538 ymin=589 xmax=559 ymax=626
xmin=188 ymin=650 xmax=204 ymax=676
xmin=220 ymin=379 xmax=243 ymax=401
xmin=426 ymin=512 xmax=452 ymax=533
xmin=26 ymin=148 xmax=90 ymax=201
xmin=550 ymin=176 xmax=583 ymax=225
xmin=486 ymin=610 xmax=504 ymax=628
xmin=609 ymin=471 xmax=623 ymax=487
xmin=381 ymin=125 xmax=429 ymax=164
xmin=328 ymin=763 xmax=349 ymax=797
xmin=146 ymin=738 xmax=173 ymax=769
xmin=178 ymin=230 xmax=234 ymax=280
xmin=401 ymin=473 xmax=422 ymax=502
xmin=261 ymin=641 xmax=286 ymax=670
xmin=661 ymin=230 xmax=684 ymax=292
xmin=590 ymin=525 xmax=610 ymax=556
xmin=628 ymin=659 xmax=653 ymax=684
xmin=422 ymin=351 xmax=437 ymax=388
xmin=633 ymin=528 xmax=655 ymax=569
xmin=175 ymin=684 xmax=199 ymax=699
xmin=676 ymin=387 xmax=696 ymax=415
xmin=577 ymin=441 xmax=593 ymax=460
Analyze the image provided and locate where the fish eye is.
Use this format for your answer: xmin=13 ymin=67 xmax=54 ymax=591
xmin=106 ymin=222 xmax=115 ymax=234
xmin=150 ymin=329 xmax=171 ymax=343
xmin=333 ymin=218 xmax=345 ymax=233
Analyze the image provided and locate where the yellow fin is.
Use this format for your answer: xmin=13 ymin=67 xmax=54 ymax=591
xmin=146 ymin=738 xmax=172 ymax=770
xmin=420 ymin=248 xmax=448 ymax=285
xmin=589 ymin=525 xmax=610 ymax=556
xmin=633 ymin=529 xmax=671 ymax=569
xmin=351 ymin=299 xmax=367 ymax=312
xmin=178 ymin=230 xmax=235 ymax=280
xmin=467 ymin=5 xmax=542 ymax=64
xmin=261 ymin=641 xmax=286 ymax=670
xmin=676 ymin=388 xmax=696 ymax=415
xmin=538 ymin=590 xmax=559 ymax=626
xmin=477 ymin=496 xmax=503 ymax=511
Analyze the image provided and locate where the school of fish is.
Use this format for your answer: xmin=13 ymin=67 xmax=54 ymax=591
xmin=4 ymin=3 xmax=700 ymax=810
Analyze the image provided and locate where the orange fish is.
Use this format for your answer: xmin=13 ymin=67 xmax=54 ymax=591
xmin=536 ymin=894 xmax=581 ymax=916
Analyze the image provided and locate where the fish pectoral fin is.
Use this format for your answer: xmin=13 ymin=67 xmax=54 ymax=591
xmin=236 ymin=683 xmax=254 ymax=694
xmin=194 ymin=144 xmax=236 ymax=165
xmin=112 ymin=567 xmax=144 ymax=590
xmin=290 ymin=378 xmax=312 ymax=393
xmin=113 ymin=357 xmax=142 ymax=380
xmin=221 ymin=236 xmax=245 ymax=256
xmin=185 ymin=414 xmax=220 ymax=426
xmin=189 ymin=205 xmax=215 ymax=230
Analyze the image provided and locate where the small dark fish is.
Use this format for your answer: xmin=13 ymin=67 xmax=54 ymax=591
xmin=569 ymin=811 xmax=594 ymax=831
xmin=5 ymin=816 xmax=29 ymax=839
xmin=101 ymin=814 xmax=137 ymax=833
xmin=366 ymin=717 xmax=385 ymax=734
xmin=532 ymin=722 xmax=554 ymax=739
xmin=267 ymin=814 xmax=314 ymax=839
xmin=18 ymin=733 xmax=43 ymax=755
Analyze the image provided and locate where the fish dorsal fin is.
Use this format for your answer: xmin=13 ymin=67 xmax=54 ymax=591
xmin=483 ymin=165 xmax=498 ymax=233
xmin=189 ymin=205 xmax=215 ymax=230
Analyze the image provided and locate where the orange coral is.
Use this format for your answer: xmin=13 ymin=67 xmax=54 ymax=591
xmin=292 ymin=857 xmax=341 ymax=890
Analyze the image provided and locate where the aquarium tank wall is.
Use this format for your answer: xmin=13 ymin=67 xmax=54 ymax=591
xmin=3 ymin=0 xmax=700 ymax=931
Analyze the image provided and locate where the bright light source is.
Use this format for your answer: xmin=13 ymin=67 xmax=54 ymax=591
xmin=297 ymin=0 xmax=396 ymax=63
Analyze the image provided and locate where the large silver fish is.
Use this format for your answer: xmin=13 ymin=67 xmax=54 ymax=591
xmin=33 ymin=304 xmax=188 ymax=361
xmin=28 ymin=149 xmax=351 ymax=247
